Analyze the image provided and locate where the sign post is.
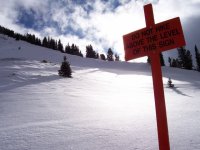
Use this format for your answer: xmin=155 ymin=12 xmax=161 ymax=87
xmin=123 ymin=4 xmax=185 ymax=150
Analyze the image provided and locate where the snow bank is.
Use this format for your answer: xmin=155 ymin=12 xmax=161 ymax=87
xmin=0 ymin=34 xmax=200 ymax=150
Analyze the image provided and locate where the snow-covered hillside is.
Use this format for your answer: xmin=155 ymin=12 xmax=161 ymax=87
xmin=0 ymin=34 xmax=200 ymax=150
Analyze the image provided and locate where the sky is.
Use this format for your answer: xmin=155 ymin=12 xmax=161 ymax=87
xmin=0 ymin=0 xmax=200 ymax=61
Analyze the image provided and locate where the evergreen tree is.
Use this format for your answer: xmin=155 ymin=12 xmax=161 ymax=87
xmin=58 ymin=56 xmax=72 ymax=78
xmin=146 ymin=54 xmax=164 ymax=66
xmin=15 ymin=33 xmax=20 ymax=41
xmin=47 ymin=37 xmax=51 ymax=48
xmin=176 ymin=58 xmax=181 ymax=68
xmin=65 ymin=43 xmax=71 ymax=54
xmin=71 ymin=44 xmax=80 ymax=55
xmin=167 ymin=78 xmax=174 ymax=88
xmin=96 ymin=52 xmax=99 ymax=59
xmin=185 ymin=50 xmax=193 ymax=70
xmin=0 ymin=25 xmax=14 ymax=37
xmin=100 ymin=54 xmax=106 ymax=60
xmin=49 ymin=38 xmax=56 ymax=50
xmin=86 ymin=45 xmax=96 ymax=58
xmin=35 ymin=37 xmax=41 ymax=46
xmin=65 ymin=43 xmax=83 ymax=57
xmin=107 ymin=48 xmax=114 ymax=61
xmin=147 ymin=56 xmax=151 ymax=64
xmin=168 ymin=57 xmax=172 ymax=67
xmin=58 ymin=39 xmax=64 ymax=52
xmin=195 ymin=45 xmax=200 ymax=71
xmin=160 ymin=53 xmax=165 ymax=66
xmin=171 ymin=59 xmax=177 ymax=67
xmin=177 ymin=47 xmax=193 ymax=70
xmin=78 ymin=51 xmax=83 ymax=57
xmin=69 ymin=44 xmax=73 ymax=54
xmin=115 ymin=54 xmax=120 ymax=61
xmin=42 ymin=37 xmax=48 ymax=47
xmin=177 ymin=47 xmax=187 ymax=68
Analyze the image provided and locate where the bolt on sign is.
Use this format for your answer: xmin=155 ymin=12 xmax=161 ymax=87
xmin=123 ymin=3 xmax=185 ymax=150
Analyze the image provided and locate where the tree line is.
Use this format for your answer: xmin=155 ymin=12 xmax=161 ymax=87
xmin=0 ymin=25 xmax=120 ymax=61
xmin=168 ymin=46 xmax=200 ymax=72
xmin=85 ymin=45 xmax=120 ymax=61
xmin=147 ymin=53 xmax=165 ymax=66
xmin=147 ymin=45 xmax=200 ymax=72
xmin=2 ymin=25 xmax=199 ymax=70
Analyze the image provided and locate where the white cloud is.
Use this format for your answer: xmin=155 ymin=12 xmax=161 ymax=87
xmin=0 ymin=0 xmax=200 ymax=61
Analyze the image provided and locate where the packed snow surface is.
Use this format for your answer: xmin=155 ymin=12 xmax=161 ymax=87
xmin=0 ymin=34 xmax=200 ymax=150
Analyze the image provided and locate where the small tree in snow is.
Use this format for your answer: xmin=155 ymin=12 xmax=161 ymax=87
xmin=58 ymin=56 xmax=72 ymax=78
xmin=115 ymin=54 xmax=120 ymax=61
xmin=167 ymin=77 xmax=174 ymax=88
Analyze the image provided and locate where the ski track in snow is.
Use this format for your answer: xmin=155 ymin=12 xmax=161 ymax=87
xmin=0 ymin=34 xmax=200 ymax=150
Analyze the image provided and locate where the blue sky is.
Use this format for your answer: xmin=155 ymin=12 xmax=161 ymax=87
xmin=0 ymin=0 xmax=200 ymax=61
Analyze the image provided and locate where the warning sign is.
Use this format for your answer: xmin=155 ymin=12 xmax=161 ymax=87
xmin=123 ymin=4 xmax=186 ymax=150
xmin=123 ymin=17 xmax=185 ymax=61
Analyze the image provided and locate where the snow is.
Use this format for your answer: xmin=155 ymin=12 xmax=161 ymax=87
xmin=0 ymin=34 xmax=200 ymax=150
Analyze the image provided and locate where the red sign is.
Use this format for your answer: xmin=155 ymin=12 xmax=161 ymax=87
xmin=123 ymin=4 xmax=186 ymax=150
xmin=123 ymin=17 xmax=185 ymax=61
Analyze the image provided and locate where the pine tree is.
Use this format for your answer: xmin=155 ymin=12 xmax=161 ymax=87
xmin=107 ymin=48 xmax=114 ymax=61
xmin=147 ymin=56 xmax=151 ymax=64
xmin=115 ymin=54 xmax=120 ymax=61
xmin=71 ymin=44 xmax=76 ymax=54
xmin=146 ymin=54 xmax=164 ymax=66
xmin=55 ymin=40 xmax=58 ymax=50
xmin=171 ymin=59 xmax=177 ymax=67
xmin=35 ymin=37 xmax=41 ymax=46
xmin=176 ymin=58 xmax=181 ymax=68
xmin=47 ymin=37 xmax=51 ymax=48
xmin=65 ymin=43 xmax=71 ymax=54
xmin=177 ymin=47 xmax=187 ymax=68
xmin=58 ymin=39 xmax=64 ymax=52
xmin=160 ymin=53 xmax=165 ymax=66
xmin=49 ymin=38 xmax=56 ymax=50
xmin=168 ymin=57 xmax=172 ymax=67
xmin=15 ymin=33 xmax=20 ymax=41
xmin=96 ymin=52 xmax=99 ymax=59
xmin=195 ymin=45 xmax=200 ymax=71
xmin=58 ymin=56 xmax=72 ymax=78
xmin=100 ymin=54 xmax=106 ymax=60
xmin=42 ymin=37 xmax=48 ymax=47
xmin=177 ymin=47 xmax=193 ymax=70
xmin=167 ymin=78 xmax=174 ymax=88
xmin=185 ymin=50 xmax=193 ymax=70
xmin=78 ymin=51 xmax=83 ymax=57
xmin=72 ymin=44 xmax=80 ymax=55
xmin=86 ymin=45 xmax=96 ymax=58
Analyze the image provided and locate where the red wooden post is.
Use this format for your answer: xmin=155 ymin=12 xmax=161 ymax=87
xmin=144 ymin=4 xmax=170 ymax=150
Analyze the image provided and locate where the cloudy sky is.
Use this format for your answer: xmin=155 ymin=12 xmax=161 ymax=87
xmin=0 ymin=0 xmax=200 ymax=61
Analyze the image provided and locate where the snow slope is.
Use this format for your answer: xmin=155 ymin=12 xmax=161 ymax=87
xmin=0 ymin=34 xmax=200 ymax=150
